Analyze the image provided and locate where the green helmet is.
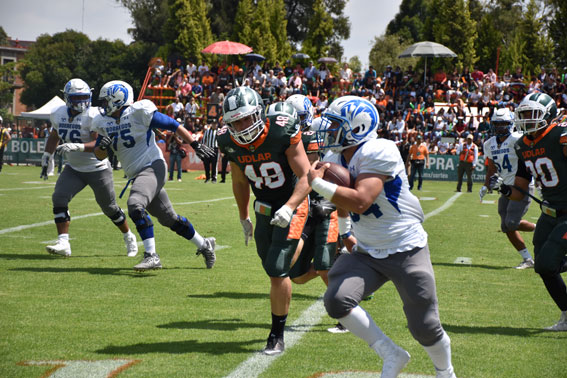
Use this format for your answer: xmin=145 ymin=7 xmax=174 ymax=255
xmin=515 ymin=92 xmax=557 ymax=134
xmin=222 ymin=86 xmax=265 ymax=144
xmin=266 ymin=101 xmax=298 ymax=120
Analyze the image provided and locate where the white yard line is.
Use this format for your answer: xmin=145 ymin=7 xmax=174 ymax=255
xmin=225 ymin=192 xmax=463 ymax=378
xmin=0 ymin=196 xmax=235 ymax=236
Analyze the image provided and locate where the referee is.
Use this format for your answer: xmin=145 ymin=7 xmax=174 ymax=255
xmin=202 ymin=121 xmax=219 ymax=183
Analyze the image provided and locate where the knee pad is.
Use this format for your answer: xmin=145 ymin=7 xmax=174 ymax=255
xmin=129 ymin=208 xmax=154 ymax=240
xmin=170 ymin=215 xmax=196 ymax=240
xmin=109 ymin=208 xmax=126 ymax=226
xmin=53 ymin=207 xmax=70 ymax=224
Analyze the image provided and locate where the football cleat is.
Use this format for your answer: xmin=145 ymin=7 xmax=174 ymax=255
xmin=263 ymin=335 xmax=285 ymax=356
xmin=327 ymin=322 xmax=349 ymax=334
xmin=374 ymin=340 xmax=410 ymax=378
xmin=46 ymin=239 xmax=71 ymax=257
xmin=515 ymin=258 xmax=534 ymax=270
xmin=134 ymin=253 xmax=162 ymax=271
xmin=124 ymin=232 xmax=139 ymax=257
xmin=196 ymin=237 xmax=216 ymax=269
xmin=544 ymin=311 xmax=567 ymax=331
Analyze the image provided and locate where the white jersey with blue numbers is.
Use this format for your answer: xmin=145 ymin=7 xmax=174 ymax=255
xmin=50 ymin=105 xmax=109 ymax=172
xmin=91 ymin=100 xmax=163 ymax=179
xmin=483 ymin=132 xmax=522 ymax=186
xmin=323 ymin=138 xmax=427 ymax=258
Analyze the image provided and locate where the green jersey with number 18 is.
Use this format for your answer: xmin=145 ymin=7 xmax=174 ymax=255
xmin=217 ymin=113 xmax=302 ymax=206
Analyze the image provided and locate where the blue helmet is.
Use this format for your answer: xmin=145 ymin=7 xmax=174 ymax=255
xmin=316 ymin=96 xmax=379 ymax=152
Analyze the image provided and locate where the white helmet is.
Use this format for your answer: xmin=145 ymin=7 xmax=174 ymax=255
xmin=63 ymin=78 xmax=92 ymax=113
xmin=222 ymin=86 xmax=265 ymax=145
xmin=285 ymin=94 xmax=314 ymax=130
xmin=310 ymin=116 xmax=322 ymax=132
xmin=318 ymin=96 xmax=379 ymax=152
xmin=490 ymin=107 xmax=514 ymax=138
xmin=99 ymin=80 xmax=134 ymax=116
xmin=515 ymin=92 xmax=558 ymax=135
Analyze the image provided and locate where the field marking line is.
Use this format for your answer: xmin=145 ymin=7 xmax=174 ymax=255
xmin=225 ymin=192 xmax=463 ymax=378
xmin=0 ymin=185 xmax=55 ymax=191
xmin=0 ymin=196 xmax=235 ymax=236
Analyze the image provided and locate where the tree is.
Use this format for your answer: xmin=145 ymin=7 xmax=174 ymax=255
xmin=116 ymin=0 xmax=169 ymax=45
xmin=348 ymin=56 xmax=362 ymax=75
xmin=386 ymin=0 xmax=431 ymax=43
xmin=284 ymin=0 xmax=349 ymax=50
xmin=232 ymin=0 xmax=255 ymax=48
xmin=517 ymin=0 xmax=554 ymax=76
xmin=301 ymin=0 xmax=334 ymax=60
xmin=269 ymin=0 xmax=293 ymax=64
xmin=548 ymin=0 xmax=567 ymax=68
xmin=369 ymin=34 xmax=417 ymax=75
xmin=18 ymin=31 xmax=152 ymax=109
xmin=249 ymin=0 xmax=278 ymax=64
xmin=208 ymin=0 xmax=239 ymax=40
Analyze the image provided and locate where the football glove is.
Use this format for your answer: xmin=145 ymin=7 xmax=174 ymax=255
xmin=240 ymin=218 xmax=253 ymax=246
xmin=479 ymin=185 xmax=490 ymax=202
xmin=488 ymin=174 xmax=512 ymax=197
xmin=270 ymin=205 xmax=294 ymax=228
xmin=190 ymin=141 xmax=215 ymax=160
xmin=98 ymin=136 xmax=113 ymax=151
xmin=56 ymin=143 xmax=84 ymax=156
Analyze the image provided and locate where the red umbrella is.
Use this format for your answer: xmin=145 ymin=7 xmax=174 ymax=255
xmin=201 ymin=41 xmax=253 ymax=55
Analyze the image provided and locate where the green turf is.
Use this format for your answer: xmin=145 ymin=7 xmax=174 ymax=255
xmin=0 ymin=166 xmax=565 ymax=378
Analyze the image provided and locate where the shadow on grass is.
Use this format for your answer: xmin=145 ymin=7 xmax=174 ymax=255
xmin=158 ymin=318 xmax=265 ymax=331
xmin=9 ymin=267 xmax=158 ymax=277
xmin=444 ymin=323 xmax=548 ymax=336
xmin=0 ymin=253 xmax=60 ymax=260
xmin=96 ymin=338 xmax=263 ymax=355
xmin=433 ymin=262 xmax=509 ymax=270
xmin=187 ymin=291 xmax=320 ymax=300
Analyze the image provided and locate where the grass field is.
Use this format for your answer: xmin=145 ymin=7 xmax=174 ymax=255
xmin=0 ymin=165 xmax=566 ymax=378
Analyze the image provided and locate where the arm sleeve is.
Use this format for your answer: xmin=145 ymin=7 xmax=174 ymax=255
xmin=150 ymin=111 xmax=180 ymax=132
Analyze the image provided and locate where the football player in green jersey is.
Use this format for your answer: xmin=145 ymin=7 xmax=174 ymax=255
xmin=490 ymin=92 xmax=567 ymax=331
xmin=218 ymin=87 xmax=311 ymax=354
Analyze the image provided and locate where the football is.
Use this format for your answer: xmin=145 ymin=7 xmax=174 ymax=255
xmin=316 ymin=161 xmax=354 ymax=188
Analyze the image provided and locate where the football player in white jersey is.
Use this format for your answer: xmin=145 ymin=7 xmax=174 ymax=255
xmin=285 ymin=94 xmax=314 ymax=131
xmin=42 ymin=78 xmax=138 ymax=258
xmin=480 ymin=107 xmax=536 ymax=269
xmin=308 ymin=96 xmax=456 ymax=378
xmin=91 ymin=80 xmax=217 ymax=271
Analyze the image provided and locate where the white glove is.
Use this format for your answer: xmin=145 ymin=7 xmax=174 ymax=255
xmin=270 ymin=205 xmax=294 ymax=228
xmin=240 ymin=218 xmax=253 ymax=246
xmin=479 ymin=185 xmax=488 ymax=202
xmin=488 ymin=174 xmax=504 ymax=191
xmin=41 ymin=151 xmax=52 ymax=167
xmin=56 ymin=143 xmax=85 ymax=156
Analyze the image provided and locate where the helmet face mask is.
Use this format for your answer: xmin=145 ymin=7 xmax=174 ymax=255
xmin=514 ymin=92 xmax=557 ymax=135
xmin=490 ymin=107 xmax=514 ymax=138
xmin=63 ymin=78 xmax=92 ymax=113
xmin=316 ymin=96 xmax=379 ymax=153
xmin=222 ymin=87 xmax=265 ymax=145
xmin=99 ymin=80 xmax=134 ymax=116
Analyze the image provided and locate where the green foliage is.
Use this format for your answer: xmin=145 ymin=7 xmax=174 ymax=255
xmin=232 ymin=0 xmax=255 ymax=48
xmin=269 ymin=0 xmax=293 ymax=64
xmin=0 ymin=61 xmax=16 ymax=115
xmin=474 ymin=13 xmax=503 ymax=72
xmin=348 ymin=56 xmax=362 ymax=75
xmin=548 ymin=0 xmax=567 ymax=68
xmin=301 ymin=0 xmax=334 ymax=60
xmin=18 ymin=31 xmax=154 ymax=108
xmin=250 ymin=1 xmax=279 ymax=64
xmin=0 ymin=26 xmax=8 ymax=46
xmin=117 ymin=0 xmax=169 ymax=45
xmin=386 ymin=0 xmax=430 ymax=43
xmin=516 ymin=0 xmax=554 ymax=77
xmin=369 ymin=34 xmax=418 ymax=74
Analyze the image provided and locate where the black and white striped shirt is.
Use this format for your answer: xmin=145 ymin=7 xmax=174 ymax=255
xmin=202 ymin=126 xmax=218 ymax=149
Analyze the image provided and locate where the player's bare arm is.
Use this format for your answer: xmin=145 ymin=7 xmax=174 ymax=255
xmin=284 ymin=140 xmax=311 ymax=211
xmin=509 ymin=176 xmax=532 ymax=201
xmin=230 ymin=161 xmax=251 ymax=220
xmin=44 ymin=130 xmax=60 ymax=154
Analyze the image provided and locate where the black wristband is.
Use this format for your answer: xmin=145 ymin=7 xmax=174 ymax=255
xmin=190 ymin=140 xmax=199 ymax=149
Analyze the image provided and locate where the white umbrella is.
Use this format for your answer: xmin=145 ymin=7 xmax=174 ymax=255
xmin=398 ymin=41 xmax=457 ymax=85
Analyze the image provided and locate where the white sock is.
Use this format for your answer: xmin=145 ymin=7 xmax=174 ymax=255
xmin=518 ymin=248 xmax=533 ymax=260
xmin=338 ymin=305 xmax=389 ymax=347
xmin=143 ymin=238 xmax=156 ymax=255
xmin=58 ymin=233 xmax=69 ymax=241
xmin=423 ymin=331 xmax=452 ymax=371
xmin=191 ymin=231 xmax=206 ymax=249
xmin=123 ymin=230 xmax=134 ymax=239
